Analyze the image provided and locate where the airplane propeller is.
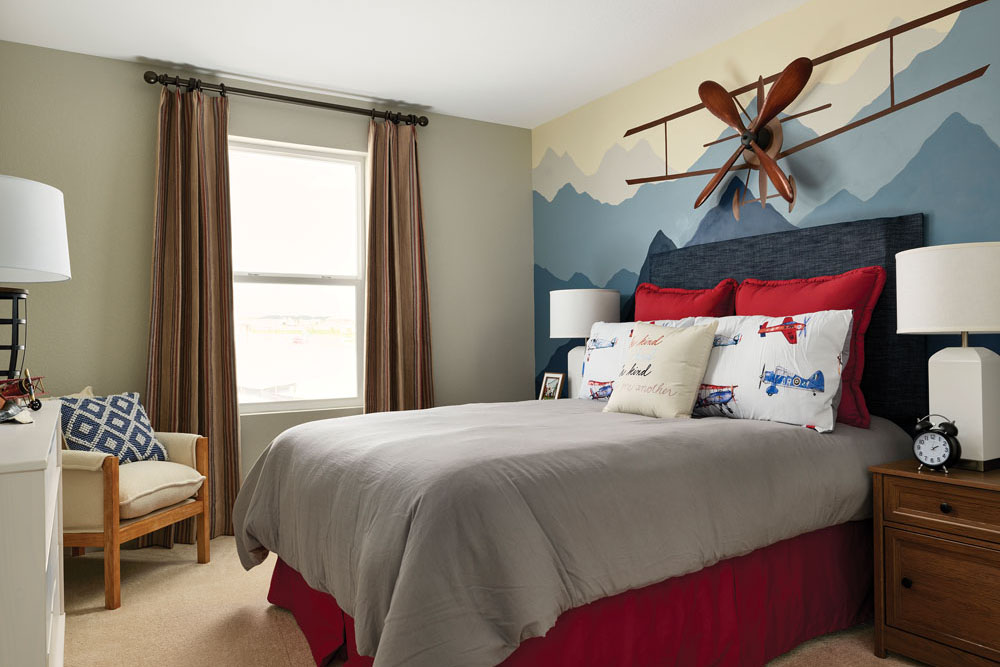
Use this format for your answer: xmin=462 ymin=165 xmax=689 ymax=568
xmin=694 ymin=57 xmax=813 ymax=209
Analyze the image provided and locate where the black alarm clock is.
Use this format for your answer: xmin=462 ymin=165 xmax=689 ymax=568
xmin=913 ymin=414 xmax=961 ymax=472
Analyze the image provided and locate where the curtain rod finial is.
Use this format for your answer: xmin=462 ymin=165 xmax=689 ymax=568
xmin=417 ymin=116 xmax=429 ymax=127
xmin=143 ymin=71 xmax=160 ymax=85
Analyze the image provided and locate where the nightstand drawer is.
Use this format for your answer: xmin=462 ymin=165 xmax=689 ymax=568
xmin=884 ymin=475 xmax=1000 ymax=543
xmin=885 ymin=527 xmax=1000 ymax=661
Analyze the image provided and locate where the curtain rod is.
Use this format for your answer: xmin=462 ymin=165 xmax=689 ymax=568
xmin=142 ymin=71 xmax=429 ymax=127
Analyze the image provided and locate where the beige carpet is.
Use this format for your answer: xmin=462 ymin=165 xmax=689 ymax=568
xmin=64 ymin=537 xmax=921 ymax=666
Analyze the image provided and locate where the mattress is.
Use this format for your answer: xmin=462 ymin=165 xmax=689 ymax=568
xmin=234 ymin=399 xmax=911 ymax=667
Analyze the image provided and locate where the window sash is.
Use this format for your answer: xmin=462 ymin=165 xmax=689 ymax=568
xmin=229 ymin=136 xmax=366 ymax=413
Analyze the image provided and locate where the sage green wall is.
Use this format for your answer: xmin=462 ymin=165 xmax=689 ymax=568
xmin=0 ymin=40 xmax=534 ymax=476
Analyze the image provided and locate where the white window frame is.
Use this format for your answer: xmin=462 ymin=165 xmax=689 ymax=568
xmin=229 ymin=135 xmax=366 ymax=414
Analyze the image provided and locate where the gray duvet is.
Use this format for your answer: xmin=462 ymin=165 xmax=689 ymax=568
xmin=234 ymin=399 xmax=910 ymax=667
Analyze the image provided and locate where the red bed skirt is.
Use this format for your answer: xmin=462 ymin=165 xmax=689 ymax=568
xmin=268 ymin=520 xmax=873 ymax=666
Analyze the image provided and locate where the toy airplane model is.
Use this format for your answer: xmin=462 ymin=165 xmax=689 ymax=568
xmin=0 ymin=369 xmax=46 ymax=423
xmin=623 ymin=0 xmax=990 ymax=219
xmin=759 ymin=365 xmax=824 ymax=396
xmin=758 ymin=317 xmax=807 ymax=344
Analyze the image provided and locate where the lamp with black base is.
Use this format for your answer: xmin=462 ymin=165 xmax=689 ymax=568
xmin=0 ymin=176 xmax=71 ymax=422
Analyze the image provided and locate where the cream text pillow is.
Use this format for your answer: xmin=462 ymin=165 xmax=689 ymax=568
xmin=604 ymin=321 xmax=718 ymax=419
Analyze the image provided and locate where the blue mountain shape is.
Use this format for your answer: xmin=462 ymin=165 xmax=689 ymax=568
xmin=685 ymin=177 xmax=797 ymax=246
xmin=861 ymin=112 xmax=1000 ymax=245
xmin=636 ymin=230 xmax=678 ymax=285
xmin=797 ymin=189 xmax=866 ymax=228
xmin=619 ymin=231 xmax=678 ymax=320
xmin=605 ymin=268 xmax=641 ymax=297
xmin=797 ymin=112 xmax=1000 ymax=246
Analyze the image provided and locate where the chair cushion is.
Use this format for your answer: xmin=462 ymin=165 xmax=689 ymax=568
xmin=118 ymin=461 xmax=205 ymax=519
xmin=61 ymin=392 xmax=168 ymax=463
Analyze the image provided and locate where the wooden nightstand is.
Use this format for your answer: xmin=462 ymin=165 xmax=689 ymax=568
xmin=871 ymin=461 xmax=1000 ymax=665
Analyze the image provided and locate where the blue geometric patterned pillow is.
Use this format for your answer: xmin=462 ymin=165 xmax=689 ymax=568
xmin=60 ymin=392 xmax=168 ymax=464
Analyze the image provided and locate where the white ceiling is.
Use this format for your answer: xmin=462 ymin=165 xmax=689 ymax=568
xmin=0 ymin=0 xmax=811 ymax=128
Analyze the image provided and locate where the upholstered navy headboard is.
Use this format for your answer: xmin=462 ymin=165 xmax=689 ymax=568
xmin=648 ymin=214 xmax=926 ymax=430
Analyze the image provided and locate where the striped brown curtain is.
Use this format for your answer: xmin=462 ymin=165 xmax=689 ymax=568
xmin=143 ymin=87 xmax=240 ymax=545
xmin=364 ymin=120 xmax=434 ymax=412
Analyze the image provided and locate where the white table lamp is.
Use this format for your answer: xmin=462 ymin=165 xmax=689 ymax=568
xmin=897 ymin=242 xmax=1000 ymax=470
xmin=0 ymin=175 xmax=71 ymax=388
xmin=550 ymin=289 xmax=620 ymax=398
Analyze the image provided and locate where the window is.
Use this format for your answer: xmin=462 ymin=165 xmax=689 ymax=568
xmin=229 ymin=137 xmax=365 ymax=412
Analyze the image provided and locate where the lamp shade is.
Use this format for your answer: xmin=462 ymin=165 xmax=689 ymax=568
xmin=0 ymin=175 xmax=71 ymax=282
xmin=550 ymin=289 xmax=620 ymax=338
xmin=896 ymin=242 xmax=1000 ymax=334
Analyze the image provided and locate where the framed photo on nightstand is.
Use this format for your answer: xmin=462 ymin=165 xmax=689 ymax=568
xmin=539 ymin=372 xmax=565 ymax=400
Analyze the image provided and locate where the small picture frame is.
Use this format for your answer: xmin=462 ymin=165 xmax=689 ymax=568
xmin=539 ymin=372 xmax=565 ymax=400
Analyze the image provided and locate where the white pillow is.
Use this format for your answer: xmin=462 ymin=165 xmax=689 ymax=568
xmin=603 ymin=321 xmax=719 ymax=419
xmin=578 ymin=321 xmax=637 ymax=400
xmin=679 ymin=310 xmax=853 ymax=432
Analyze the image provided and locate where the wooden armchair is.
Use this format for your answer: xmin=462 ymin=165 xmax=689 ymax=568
xmin=62 ymin=433 xmax=210 ymax=609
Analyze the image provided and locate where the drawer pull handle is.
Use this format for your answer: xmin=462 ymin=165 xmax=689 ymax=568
xmin=940 ymin=502 xmax=953 ymax=514
xmin=901 ymin=577 xmax=913 ymax=589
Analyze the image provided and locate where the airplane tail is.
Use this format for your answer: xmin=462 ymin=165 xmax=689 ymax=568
xmin=808 ymin=371 xmax=825 ymax=392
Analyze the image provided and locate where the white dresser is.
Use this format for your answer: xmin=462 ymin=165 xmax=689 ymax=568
xmin=0 ymin=402 xmax=65 ymax=666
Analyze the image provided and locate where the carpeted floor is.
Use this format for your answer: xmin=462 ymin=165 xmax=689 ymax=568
xmin=64 ymin=537 xmax=921 ymax=666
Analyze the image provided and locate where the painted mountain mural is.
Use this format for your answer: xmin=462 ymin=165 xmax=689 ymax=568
xmin=684 ymin=179 xmax=797 ymax=246
xmin=800 ymin=113 xmax=1000 ymax=245
xmin=532 ymin=0 xmax=1000 ymax=386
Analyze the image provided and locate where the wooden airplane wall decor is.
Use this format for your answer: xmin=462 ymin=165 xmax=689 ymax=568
xmin=622 ymin=0 xmax=991 ymax=219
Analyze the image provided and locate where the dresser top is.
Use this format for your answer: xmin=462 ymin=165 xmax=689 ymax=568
xmin=871 ymin=459 xmax=1000 ymax=492
xmin=0 ymin=401 xmax=60 ymax=474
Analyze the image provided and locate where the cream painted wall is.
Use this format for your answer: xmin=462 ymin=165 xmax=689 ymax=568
xmin=0 ymin=40 xmax=534 ymax=477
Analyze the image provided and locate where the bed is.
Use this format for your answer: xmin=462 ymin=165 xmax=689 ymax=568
xmin=234 ymin=214 xmax=926 ymax=667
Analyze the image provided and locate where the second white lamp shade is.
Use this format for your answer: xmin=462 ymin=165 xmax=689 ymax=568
xmin=897 ymin=242 xmax=1000 ymax=334
xmin=550 ymin=289 xmax=620 ymax=338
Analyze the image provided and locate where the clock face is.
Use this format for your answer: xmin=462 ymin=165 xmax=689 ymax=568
xmin=914 ymin=432 xmax=951 ymax=466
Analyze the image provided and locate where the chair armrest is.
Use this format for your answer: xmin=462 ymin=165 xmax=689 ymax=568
xmin=155 ymin=432 xmax=203 ymax=469
xmin=63 ymin=453 xmax=117 ymax=532
xmin=63 ymin=449 xmax=113 ymax=471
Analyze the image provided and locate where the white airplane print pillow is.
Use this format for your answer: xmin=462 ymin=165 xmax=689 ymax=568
xmin=578 ymin=321 xmax=637 ymax=400
xmin=678 ymin=310 xmax=853 ymax=432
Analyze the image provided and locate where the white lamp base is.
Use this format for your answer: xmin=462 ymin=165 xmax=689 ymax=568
xmin=567 ymin=345 xmax=586 ymax=399
xmin=928 ymin=346 xmax=1000 ymax=471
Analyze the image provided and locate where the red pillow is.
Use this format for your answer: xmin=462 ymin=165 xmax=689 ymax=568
xmin=635 ymin=278 xmax=737 ymax=321
xmin=735 ymin=266 xmax=886 ymax=429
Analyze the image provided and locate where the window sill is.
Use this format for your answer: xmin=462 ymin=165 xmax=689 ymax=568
xmin=238 ymin=404 xmax=363 ymax=418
